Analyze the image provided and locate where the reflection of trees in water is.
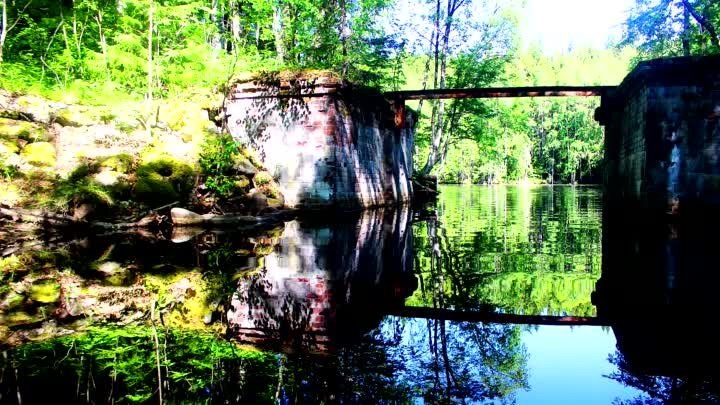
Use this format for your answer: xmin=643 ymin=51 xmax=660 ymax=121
xmin=398 ymin=216 xmax=528 ymax=403
xmin=411 ymin=186 xmax=602 ymax=316
xmin=384 ymin=317 xmax=528 ymax=404
xmin=273 ymin=330 xmax=412 ymax=404
xmin=0 ymin=321 xmax=525 ymax=404
xmin=0 ymin=327 xmax=281 ymax=405
xmin=270 ymin=316 xmax=527 ymax=404
xmin=608 ymin=351 xmax=720 ymax=405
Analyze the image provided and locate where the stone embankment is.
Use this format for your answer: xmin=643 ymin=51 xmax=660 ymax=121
xmin=0 ymin=90 xmax=286 ymax=230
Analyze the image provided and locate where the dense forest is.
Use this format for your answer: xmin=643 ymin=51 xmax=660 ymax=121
xmin=1 ymin=0 xmax=719 ymax=183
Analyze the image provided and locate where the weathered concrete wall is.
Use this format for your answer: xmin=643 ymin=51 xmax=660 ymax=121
xmin=597 ymin=56 xmax=720 ymax=218
xmin=595 ymin=58 xmax=720 ymax=375
xmin=225 ymin=75 xmax=415 ymax=209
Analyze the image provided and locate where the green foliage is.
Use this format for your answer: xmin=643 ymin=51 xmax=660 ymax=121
xmin=621 ymin=0 xmax=720 ymax=59
xmin=199 ymin=134 xmax=239 ymax=175
xmin=0 ymin=118 xmax=49 ymax=142
xmin=49 ymin=155 xmax=141 ymax=211
xmin=414 ymin=47 xmax=634 ymax=184
xmin=0 ymin=158 xmax=20 ymax=180
xmin=199 ymin=134 xmax=243 ymax=197
xmin=203 ymin=175 xmax=235 ymax=198
xmin=3 ymin=327 xmax=279 ymax=404
xmin=0 ymin=0 xmax=400 ymax=103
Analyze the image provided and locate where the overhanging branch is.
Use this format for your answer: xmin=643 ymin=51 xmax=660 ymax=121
xmin=682 ymin=0 xmax=720 ymax=50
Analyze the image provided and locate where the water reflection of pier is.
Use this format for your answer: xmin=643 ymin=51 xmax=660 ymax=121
xmin=594 ymin=211 xmax=720 ymax=378
xmin=229 ymin=203 xmax=720 ymax=387
xmin=227 ymin=207 xmax=416 ymax=352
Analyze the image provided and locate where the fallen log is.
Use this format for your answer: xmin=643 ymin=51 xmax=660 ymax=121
xmin=170 ymin=207 xmax=294 ymax=227
xmin=0 ymin=205 xmax=163 ymax=230
xmin=0 ymin=206 xmax=75 ymax=225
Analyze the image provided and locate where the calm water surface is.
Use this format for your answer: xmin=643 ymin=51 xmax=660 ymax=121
xmin=0 ymin=185 xmax=717 ymax=404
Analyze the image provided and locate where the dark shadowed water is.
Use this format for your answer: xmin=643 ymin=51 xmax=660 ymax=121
xmin=1 ymin=185 xmax=719 ymax=404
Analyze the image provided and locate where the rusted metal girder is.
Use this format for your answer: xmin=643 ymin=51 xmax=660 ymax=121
xmin=388 ymin=306 xmax=609 ymax=326
xmin=386 ymin=85 xmax=616 ymax=100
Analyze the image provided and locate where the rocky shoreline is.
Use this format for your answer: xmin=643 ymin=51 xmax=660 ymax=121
xmin=0 ymin=88 xmax=291 ymax=233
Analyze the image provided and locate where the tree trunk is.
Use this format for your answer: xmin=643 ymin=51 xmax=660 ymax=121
xmin=209 ymin=0 xmax=219 ymax=49
xmin=61 ymin=8 xmax=71 ymax=86
xmin=272 ymin=2 xmax=285 ymax=64
xmin=339 ymin=0 xmax=349 ymax=77
xmin=420 ymin=0 xmax=455 ymax=176
xmin=147 ymin=0 xmax=154 ymax=115
xmin=0 ymin=0 xmax=7 ymax=63
xmin=416 ymin=50 xmax=433 ymax=116
xmin=682 ymin=1 xmax=690 ymax=56
xmin=230 ymin=0 xmax=242 ymax=48
xmin=95 ymin=9 xmax=110 ymax=82
xmin=683 ymin=0 xmax=720 ymax=50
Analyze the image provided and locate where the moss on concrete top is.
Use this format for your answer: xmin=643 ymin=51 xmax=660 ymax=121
xmin=232 ymin=69 xmax=342 ymax=87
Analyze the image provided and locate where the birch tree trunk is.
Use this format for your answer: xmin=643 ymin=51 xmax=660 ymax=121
xmin=147 ymin=0 xmax=154 ymax=124
xmin=420 ymin=0 xmax=462 ymax=176
xmin=0 ymin=0 xmax=7 ymax=63
xmin=1 ymin=0 xmax=34 ymax=63
xmin=272 ymin=2 xmax=285 ymax=64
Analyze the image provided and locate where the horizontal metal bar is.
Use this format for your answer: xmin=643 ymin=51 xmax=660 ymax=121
xmin=385 ymin=86 xmax=616 ymax=100
xmin=388 ymin=306 xmax=609 ymax=326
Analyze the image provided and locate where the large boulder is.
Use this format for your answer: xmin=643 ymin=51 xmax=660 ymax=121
xmin=135 ymin=158 xmax=194 ymax=205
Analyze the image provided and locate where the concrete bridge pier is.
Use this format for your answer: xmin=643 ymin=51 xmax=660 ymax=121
xmin=596 ymin=56 xmax=720 ymax=222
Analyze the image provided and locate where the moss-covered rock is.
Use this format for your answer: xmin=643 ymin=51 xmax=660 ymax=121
xmin=15 ymin=95 xmax=52 ymax=122
xmin=99 ymin=154 xmax=134 ymax=174
xmin=140 ymin=142 xmax=192 ymax=163
xmin=54 ymin=177 xmax=118 ymax=214
xmin=232 ymin=154 xmax=258 ymax=176
xmin=4 ymin=311 xmax=37 ymax=327
xmin=95 ymin=261 xmax=131 ymax=286
xmin=253 ymin=171 xmax=273 ymax=186
xmin=1 ymin=291 xmax=24 ymax=311
xmin=239 ymin=146 xmax=264 ymax=169
xmin=159 ymin=101 xmax=213 ymax=136
xmin=21 ymin=142 xmax=56 ymax=167
xmin=51 ymin=107 xmax=97 ymax=127
xmin=92 ymin=168 xmax=126 ymax=187
xmin=246 ymin=191 xmax=268 ymax=215
xmin=267 ymin=197 xmax=284 ymax=209
xmin=135 ymin=158 xmax=195 ymax=205
xmin=0 ymin=118 xmax=50 ymax=142
xmin=29 ymin=281 xmax=60 ymax=303
xmin=262 ymin=182 xmax=283 ymax=200
xmin=0 ymin=139 xmax=19 ymax=155
xmin=232 ymin=175 xmax=250 ymax=192
xmin=135 ymin=176 xmax=178 ymax=205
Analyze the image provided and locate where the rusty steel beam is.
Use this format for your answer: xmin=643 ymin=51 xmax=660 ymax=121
xmin=388 ymin=306 xmax=609 ymax=326
xmin=386 ymin=86 xmax=616 ymax=100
